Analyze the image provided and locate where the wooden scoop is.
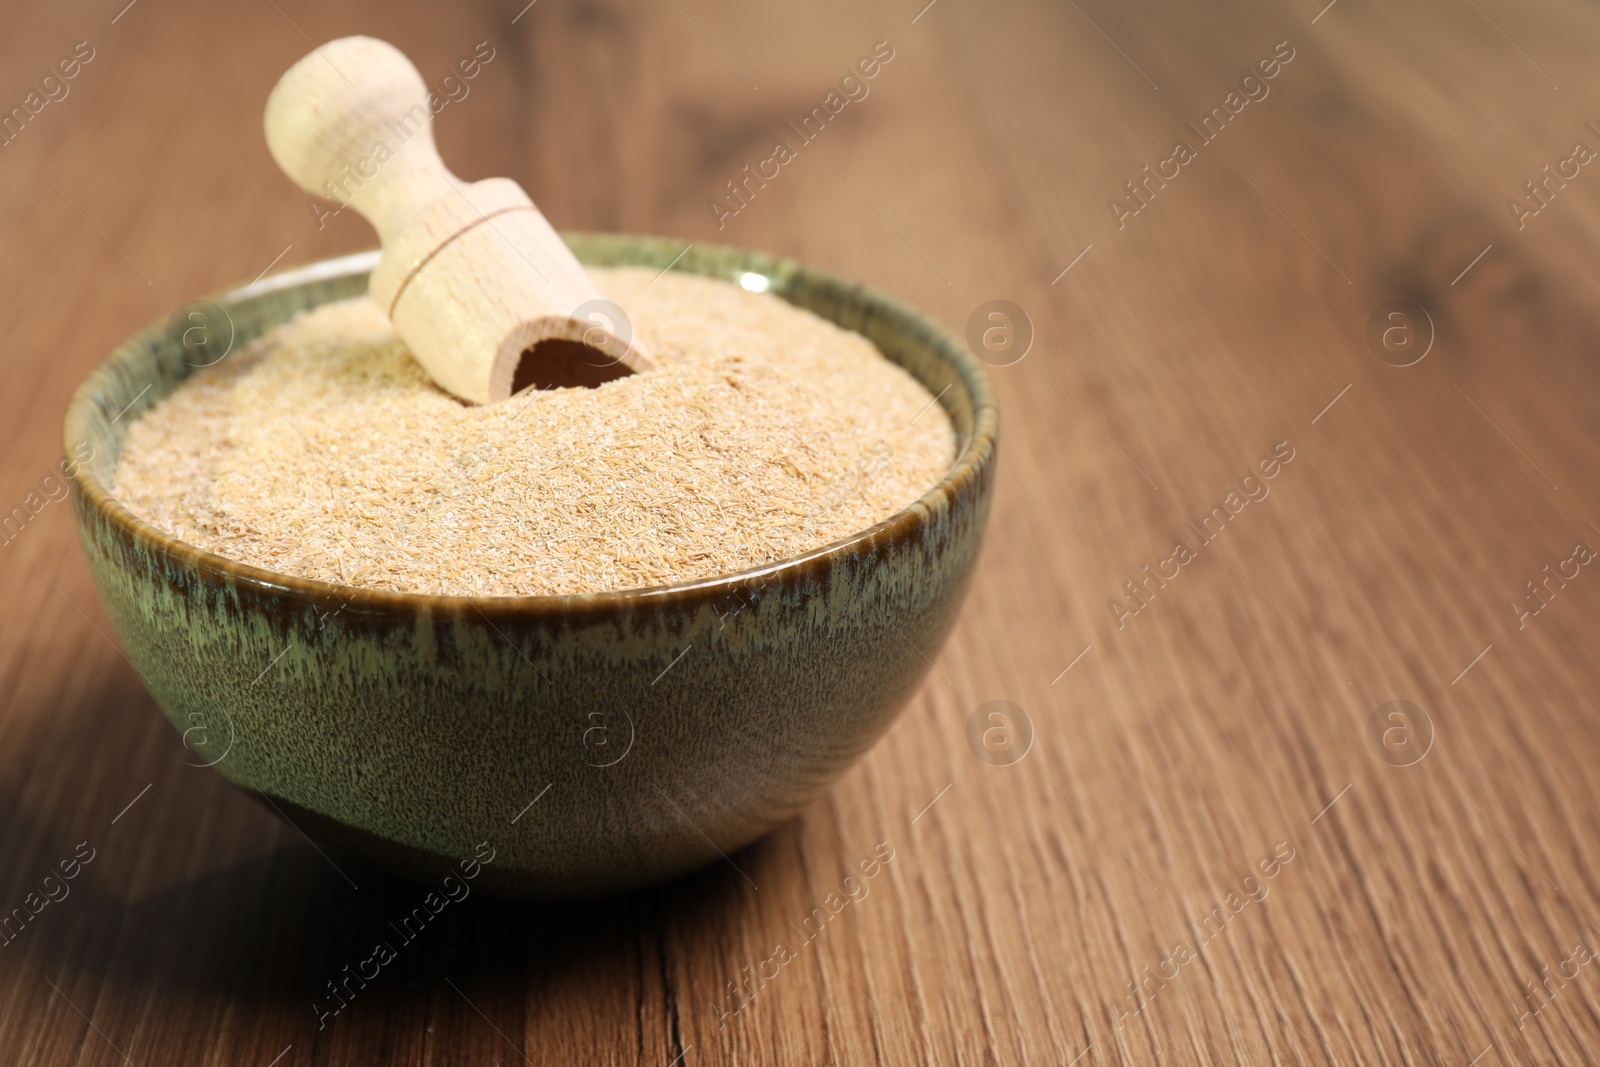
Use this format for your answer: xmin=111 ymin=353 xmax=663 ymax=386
xmin=263 ymin=36 xmax=656 ymax=404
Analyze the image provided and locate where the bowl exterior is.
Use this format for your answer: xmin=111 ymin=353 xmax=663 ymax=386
xmin=64 ymin=237 xmax=997 ymax=897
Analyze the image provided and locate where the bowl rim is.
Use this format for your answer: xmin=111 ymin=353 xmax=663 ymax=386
xmin=64 ymin=236 xmax=999 ymax=616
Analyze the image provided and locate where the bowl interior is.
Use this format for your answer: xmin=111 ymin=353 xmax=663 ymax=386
xmin=65 ymin=235 xmax=996 ymax=604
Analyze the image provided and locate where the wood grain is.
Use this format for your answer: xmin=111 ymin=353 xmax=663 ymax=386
xmin=4 ymin=0 xmax=1600 ymax=1063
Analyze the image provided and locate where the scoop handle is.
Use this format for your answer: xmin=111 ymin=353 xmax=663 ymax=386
xmin=265 ymin=36 xmax=464 ymax=245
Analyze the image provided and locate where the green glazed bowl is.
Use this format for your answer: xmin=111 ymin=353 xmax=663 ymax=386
xmin=64 ymin=236 xmax=998 ymax=898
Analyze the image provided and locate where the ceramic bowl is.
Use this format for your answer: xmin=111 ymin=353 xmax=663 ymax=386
xmin=63 ymin=236 xmax=998 ymax=897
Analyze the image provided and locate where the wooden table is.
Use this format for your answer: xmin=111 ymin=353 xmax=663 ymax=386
xmin=4 ymin=0 xmax=1599 ymax=1062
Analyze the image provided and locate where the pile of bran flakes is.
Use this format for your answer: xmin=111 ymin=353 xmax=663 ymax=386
xmin=113 ymin=268 xmax=956 ymax=597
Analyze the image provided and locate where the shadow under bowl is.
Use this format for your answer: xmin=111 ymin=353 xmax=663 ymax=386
xmin=63 ymin=235 xmax=998 ymax=898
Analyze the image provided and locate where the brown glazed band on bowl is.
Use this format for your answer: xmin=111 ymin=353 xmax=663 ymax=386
xmin=64 ymin=235 xmax=998 ymax=898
